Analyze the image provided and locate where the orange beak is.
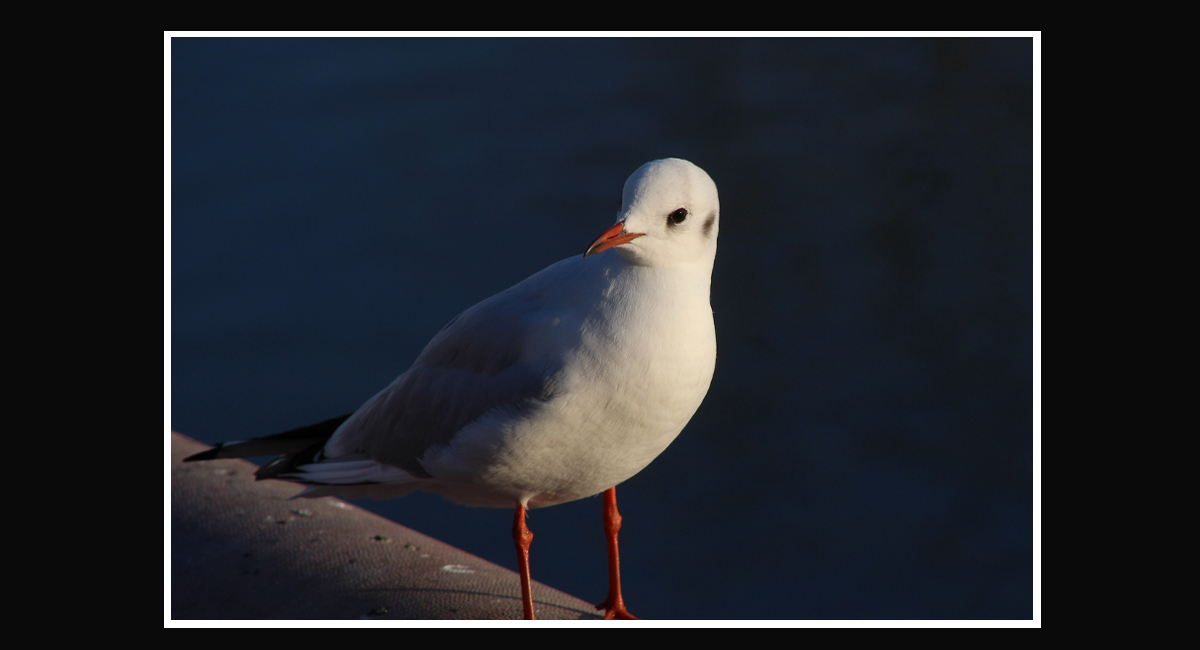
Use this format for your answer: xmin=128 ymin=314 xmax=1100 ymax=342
xmin=584 ymin=221 xmax=645 ymax=257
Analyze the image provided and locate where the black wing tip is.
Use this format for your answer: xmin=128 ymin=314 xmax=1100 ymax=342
xmin=254 ymin=457 xmax=285 ymax=480
xmin=180 ymin=413 xmax=354 ymax=464
xmin=183 ymin=447 xmax=221 ymax=462
xmin=254 ymin=437 xmax=329 ymax=481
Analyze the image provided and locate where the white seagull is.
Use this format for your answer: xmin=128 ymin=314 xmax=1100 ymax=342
xmin=186 ymin=158 xmax=720 ymax=620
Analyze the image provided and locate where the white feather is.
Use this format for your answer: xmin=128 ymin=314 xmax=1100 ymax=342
xmin=296 ymin=159 xmax=719 ymax=510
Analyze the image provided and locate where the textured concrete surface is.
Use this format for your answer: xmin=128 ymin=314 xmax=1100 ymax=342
xmin=170 ymin=432 xmax=601 ymax=620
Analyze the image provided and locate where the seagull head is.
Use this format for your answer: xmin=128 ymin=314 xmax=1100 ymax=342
xmin=584 ymin=158 xmax=720 ymax=268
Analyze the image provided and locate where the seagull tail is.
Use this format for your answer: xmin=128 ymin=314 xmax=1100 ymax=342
xmin=181 ymin=413 xmax=353 ymax=463
xmin=183 ymin=413 xmax=426 ymax=502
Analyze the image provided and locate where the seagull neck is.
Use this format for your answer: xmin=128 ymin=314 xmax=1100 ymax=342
xmin=611 ymin=257 xmax=714 ymax=301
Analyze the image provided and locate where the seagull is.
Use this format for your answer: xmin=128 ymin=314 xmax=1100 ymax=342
xmin=185 ymin=158 xmax=719 ymax=620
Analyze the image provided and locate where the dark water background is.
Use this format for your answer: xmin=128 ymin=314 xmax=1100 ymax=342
xmin=171 ymin=37 xmax=1034 ymax=620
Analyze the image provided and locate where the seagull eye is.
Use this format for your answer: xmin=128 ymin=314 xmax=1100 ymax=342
xmin=668 ymin=208 xmax=688 ymax=225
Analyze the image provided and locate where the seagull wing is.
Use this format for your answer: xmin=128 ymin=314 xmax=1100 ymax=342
xmin=320 ymin=278 xmax=579 ymax=479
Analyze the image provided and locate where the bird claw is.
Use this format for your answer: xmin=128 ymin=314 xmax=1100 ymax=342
xmin=604 ymin=608 xmax=639 ymax=620
xmin=596 ymin=598 xmax=640 ymax=620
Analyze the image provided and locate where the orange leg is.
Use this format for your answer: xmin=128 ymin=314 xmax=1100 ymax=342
xmin=513 ymin=504 xmax=536 ymax=620
xmin=596 ymin=487 xmax=639 ymax=620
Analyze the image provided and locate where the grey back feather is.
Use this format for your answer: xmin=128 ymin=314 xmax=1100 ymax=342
xmin=327 ymin=284 xmax=574 ymax=476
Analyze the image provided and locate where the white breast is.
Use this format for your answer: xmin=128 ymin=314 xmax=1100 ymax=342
xmin=419 ymin=256 xmax=716 ymax=508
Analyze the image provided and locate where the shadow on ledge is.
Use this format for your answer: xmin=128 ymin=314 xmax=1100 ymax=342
xmin=170 ymin=432 xmax=602 ymax=620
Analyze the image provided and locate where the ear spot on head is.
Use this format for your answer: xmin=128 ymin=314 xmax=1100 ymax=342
xmin=703 ymin=212 xmax=716 ymax=238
